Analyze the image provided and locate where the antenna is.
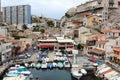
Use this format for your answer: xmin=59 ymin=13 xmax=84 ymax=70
xmin=0 ymin=0 xmax=1 ymax=12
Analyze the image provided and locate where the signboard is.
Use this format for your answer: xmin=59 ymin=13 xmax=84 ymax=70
xmin=72 ymin=50 xmax=78 ymax=55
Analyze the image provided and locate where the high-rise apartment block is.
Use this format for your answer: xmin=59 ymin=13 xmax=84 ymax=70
xmin=0 ymin=0 xmax=3 ymax=22
xmin=2 ymin=5 xmax=31 ymax=24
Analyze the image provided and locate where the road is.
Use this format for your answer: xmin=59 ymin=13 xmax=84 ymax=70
xmin=69 ymin=53 xmax=93 ymax=67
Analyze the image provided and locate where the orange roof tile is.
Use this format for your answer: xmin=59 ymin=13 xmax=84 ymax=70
xmin=96 ymin=34 xmax=106 ymax=37
xmin=97 ymin=40 xmax=109 ymax=44
xmin=88 ymin=34 xmax=106 ymax=40
xmin=113 ymin=47 xmax=120 ymax=52
xmin=0 ymin=35 xmax=5 ymax=40
xmin=102 ymin=69 xmax=113 ymax=75
xmin=111 ymin=30 xmax=120 ymax=33
xmin=102 ymin=29 xmax=111 ymax=32
xmin=89 ymin=48 xmax=105 ymax=53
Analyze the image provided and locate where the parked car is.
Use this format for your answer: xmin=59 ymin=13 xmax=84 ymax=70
xmin=18 ymin=54 xmax=27 ymax=59
xmin=25 ymin=53 xmax=32 ymax=58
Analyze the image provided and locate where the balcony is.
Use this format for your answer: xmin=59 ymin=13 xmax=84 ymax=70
xmin=109 ymin=0 xmax=114 ymax=4
xmin=87 ymin=40 xmax=96 ymax=46
xmin=39 ymin=43 xmax=57 ymax=46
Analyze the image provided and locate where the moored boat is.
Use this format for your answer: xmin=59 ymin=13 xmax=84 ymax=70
xmin=57 ymin=62 xmax=64 ymax=68
xmin=3 ymin=75 xmax=27 ymax=80
xmin=53 ymin=62 xmax=57 ymax=68
xmin=35 ymin=63 xmax=41 ymax=69
xmin=64 ymin=61 xmax=70 ymax=68
xmin=30 ymin=63 xmax=36 ymax=68
xmin=24 ymin=63 xmax=29 ymax=68
xmin=41 ymin=61 xmax=47 ymax=69
xmin=80 ymin=69 xmax=87 ymax=75
xmin=47 ymin=62 xmax=53 ymax=69
xmin=6 ymin=70 xmax=19 ymax=77
xmin=71 ymin=69 xmax=83 ymax=80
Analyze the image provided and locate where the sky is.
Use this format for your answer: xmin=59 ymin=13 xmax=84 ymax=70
xmin=2 ymin=0 xmax=88 ymax=19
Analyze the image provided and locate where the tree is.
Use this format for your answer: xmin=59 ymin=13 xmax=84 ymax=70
xmin=60 ymin=49 xmax=65 ymax=55
xmin=22 ymin=24 xmax=28 ymax=30
xmin=32 ymin=25 xmax=40 ymax=32
xmin=12 ymin=34 xmax=21 ymax=39
xmin=40 ymin=29 xmax=45 ymax=33
xmin=65 ymin=13 xmax=71 ymax=18
xmin=77 ymin=44 xmax=83 ymax=50
xmin=47 ymin=21 xmax=54 ymax=27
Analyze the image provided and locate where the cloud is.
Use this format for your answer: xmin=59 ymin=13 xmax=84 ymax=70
xmin=2 ymin=0 xmax=88 ymax=19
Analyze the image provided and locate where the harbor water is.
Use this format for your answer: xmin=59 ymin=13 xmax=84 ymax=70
xmin=1 ymin=67 xmax=101 ymax=80
xmin=27 ymin=68 xmax=100 ymax=80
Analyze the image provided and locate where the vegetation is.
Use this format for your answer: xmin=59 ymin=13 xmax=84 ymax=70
xmin=11 ymin=46 xmax=21 ymax=56
xmin=39 ymin=17 xmax=42 ymax=19
xmin=19 ymin=30 xmax=24 ymax=32
xmin=60 ymin=49 xmax=65 ymax=54
xmin=40 ymin=29 xmax=45 ymax=33
xmin=47 ymin=21 xmax=54 ymax=27
xmin=65 ymin=13 xmax=71 ymax=18
xmin=93 ymin=28 xmax=103 ymax=34
xmin=22 ymin=24 xmax=28 ymax=30
xmin=32 ymin=25 xmax=40 ymax=32
xmin=32 ymin=17 xmax=39 ymax=23
xmin=12 ymin=34 xmax=26 ymax=39
xmin=77 ymin=44 xmax=84 ymax=50
xmin=10 ymin=30 xmax=17 ymax=32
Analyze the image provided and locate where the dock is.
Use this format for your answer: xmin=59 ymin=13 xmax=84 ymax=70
xmin=0 ymin=62 xmax=10 ymax=76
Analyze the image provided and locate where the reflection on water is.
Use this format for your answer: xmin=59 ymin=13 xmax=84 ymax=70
xmin=28 ymin=68 xmax=100 ymax=80
xmin=1 ymin=67 xmax=100 ymax=80
xmin=28 ymin=68 xmax=72 ymax=80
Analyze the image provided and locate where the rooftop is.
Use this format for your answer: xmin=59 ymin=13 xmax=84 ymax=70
xmin=113 ymin=47 xmax=120 ymax=52
xmin=88 ymin=34 xmax=106 ymax=40
xmin=38 ymin=38 xmax=57 ymax=42
xmin=88 ymin=48 xmax=105 ymax=54
xmin=97 ymin=40 xmax=109 ymax=44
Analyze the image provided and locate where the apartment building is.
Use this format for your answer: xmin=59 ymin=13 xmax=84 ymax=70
xmin=0 ymin=26 xmax=7 ymax=37
xmin=2 ymin=5 xmax=31 ymax=25
xmin=75 ymin=0 xmax=119 ymax=23
xmin=38 ymin=37 xmax=75 ymax=50
xmin=0 ymin=36 xmax=12 ymax=62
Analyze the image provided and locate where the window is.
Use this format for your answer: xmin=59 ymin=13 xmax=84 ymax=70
xmin=99 ymin=44 xmax=101 ymax=48
xmin=116 ymin=41 xmax=118 ymax=45
xmin=93 ymin=18 xmax=96 ymax=21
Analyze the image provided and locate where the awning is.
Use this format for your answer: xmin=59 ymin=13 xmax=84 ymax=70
xmin=88 ymin=48 xmax=105 ymax=54
xmin=39 ymin=45 xmax=54 ymax=48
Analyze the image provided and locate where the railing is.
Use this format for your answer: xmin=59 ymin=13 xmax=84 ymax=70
xmin=39 ymin=43 xmax=57 ymax=45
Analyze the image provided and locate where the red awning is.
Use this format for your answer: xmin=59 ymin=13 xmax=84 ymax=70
xmin=39 ymin=45 xmax=54 ymax=48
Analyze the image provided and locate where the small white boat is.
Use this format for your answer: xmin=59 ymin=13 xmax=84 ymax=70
xmin=41 ymin=61 xmax=47 ymax=69
xmin=80 ymin=69 xmax=87 ymax=75
xmin=8 ymin=67 xmax=17 ymax=71
xmin=53 ymin=62 xmax=57 ymax=68
xmin=20 ymin=71 xmax=31 ymax=76
xmin=6 ymin=70 xmax=19 ymax=77
xmin=30 ymin=63 xmax=35 ymax=68
xmin=24 ymin=63 xmax=29 ymax=68
xmin=44 ymin=57 xmax=49 ymax=62
xmin=3 ymin=75 xmax=27 ymax=80
xmin=72 ymin=70 xmax=83 ymax=80
xmin=15 ymin=64 xmax=20 ymax=67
